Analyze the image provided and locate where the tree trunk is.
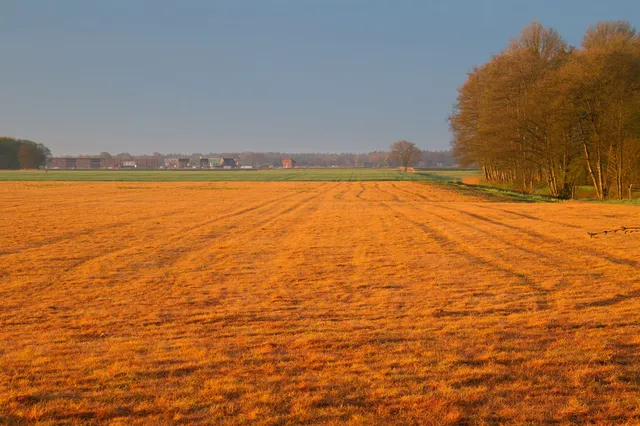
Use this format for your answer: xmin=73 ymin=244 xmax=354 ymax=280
xmin=583 ymin=142 xmax=603 ymax=200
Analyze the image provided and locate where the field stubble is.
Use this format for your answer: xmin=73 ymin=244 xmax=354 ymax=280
xmin=1 ymin=181 xmax=640 ymax=424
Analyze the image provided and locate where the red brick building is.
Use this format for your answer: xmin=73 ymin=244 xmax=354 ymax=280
xmin=134 ymin=157 xmax=162 ymax=169
xmin=281 ymin=157 xmax=295 ymax=168
xmin=51 ymin=157 xmax=102 ymax=169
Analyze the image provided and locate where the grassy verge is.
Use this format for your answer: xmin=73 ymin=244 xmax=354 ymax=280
xmin=434 ymin=181 xmax=561 ymax=202
xmin=587 ymin=198 xmax=640 ymax=206
xmin=416 ymin=171 xmax=560 ymax=202
xmin=415 ymin=170 xmax=483 ymax=182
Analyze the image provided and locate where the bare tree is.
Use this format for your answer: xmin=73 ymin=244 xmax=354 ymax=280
xmin=390 ymin=141 xmax=421 ymax=171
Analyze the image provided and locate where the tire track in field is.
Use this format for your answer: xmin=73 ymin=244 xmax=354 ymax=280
xmin=14 ymin=187 xmax=325 ymax=294
xmin=389 ymin=181 xmax=486 ymax=203
xmin=403 ymin=196 xmax=640 ymax=312
xmin=342 ymin=191 xmax=443 ymax=316
xmin=103 ymin=183 xmax=333 ymax=266
xmin=374 ymin=183 xmax=400 ymax=202
xmin=386 ymin=187 xmax=571 ymax=269
xmin=166 ymin=182 xmax=351 ymax=321
xmin=1 ymin=186 xmax=296 ymax=258
xmin=331 ymin=182 xmax=349 ymax=199
xmin=159 ymin=187 xmax=312 ymax=238
xmin=208 ymin=182 xmax=344 ymax=292
xmin=162 ymin=182 xmax=340 ymax=270
xmin=431 ymin=202 xmax=640 ymax=271
xmin=253 ymin=182 xmax=392 ymax=319
xmin=473 ymin=204 xmax=583 ymax=230
xmin=0 ymin=205 xmax=197 ymax=257
xmin=411 ymin=206 xmax=566 ymax=266
xmin=389 ymin=181 xmax=488 ymax=203
xmin=353 ymin=182 xmax=388 ymax=204
xmin=400 ymin=200 xmax=624 ymax=299
xmin=390 ymin=182 xmax=431 ymax=201
xmin=381 ymin=183 xmax=640 ymax=311
xmin=371 ymin=204 xmax=523 ymax=318
xmin=396 ymin=183 xmax=640 ymax=271
xmin=342 ymin=181 xmax=368 ymax=200
xmin=380 ymin=200 xmax=550 ymax=311
xmin=93 ymin=182 xmax=334 ymax=277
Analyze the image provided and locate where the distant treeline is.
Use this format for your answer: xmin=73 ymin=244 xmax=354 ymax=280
xmin=10 ymin=145 xmax=455 ymax=169
xmin=162 ymin=150 xmax=456 ymax=168
xmin=0 ymin=137 xmax=51 ymax=169
xmin=450 ymin=21 xmax=640 ymax=199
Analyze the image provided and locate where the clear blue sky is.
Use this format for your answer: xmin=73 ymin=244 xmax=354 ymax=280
xmin=1 ymin=0 xmax=637 ymax=155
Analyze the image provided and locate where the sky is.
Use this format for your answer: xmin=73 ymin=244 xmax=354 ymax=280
xmin=1 ymin=1 xmax=638 ymax=155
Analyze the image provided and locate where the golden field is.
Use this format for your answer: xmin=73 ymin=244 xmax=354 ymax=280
xmin=1 ymin=181 xmax=640 ymax=425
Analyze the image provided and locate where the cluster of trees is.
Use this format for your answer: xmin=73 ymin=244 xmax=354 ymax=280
xmin=450 ymin=21 xmax=640 ymax=199
xmin=0 ymin=137 xmax=51 ymax=169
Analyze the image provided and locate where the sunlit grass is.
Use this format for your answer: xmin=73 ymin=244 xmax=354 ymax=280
xmin=2 ymin=181 xmax=640 ymax=423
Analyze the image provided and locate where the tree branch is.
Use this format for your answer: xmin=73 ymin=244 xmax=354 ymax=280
xmin=587 ymin=226 xmax=640 ymax=238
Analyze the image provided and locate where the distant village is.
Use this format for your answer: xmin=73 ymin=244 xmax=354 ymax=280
xmin=50 ymin=155 xmax=296 ymax=170
xmin=48 ymin=150 xmax=455 ymax=170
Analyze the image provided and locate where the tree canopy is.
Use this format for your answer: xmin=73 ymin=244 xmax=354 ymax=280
xmin=390 ymin=141 xmax=422 ymax=171
xmin=449 ymin=20 xmax=640 ymax=199
xmin=0 ymin=137 xmax=51 ymax=170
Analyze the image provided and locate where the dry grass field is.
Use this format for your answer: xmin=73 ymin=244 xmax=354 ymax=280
xmin=2 ymin=181 xmax=640 ymax=425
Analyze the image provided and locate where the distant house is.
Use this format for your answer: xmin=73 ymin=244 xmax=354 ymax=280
xmin=121 ymin=160 xmax=137 ymax=169
xmin=86 ymin=158 xmax=102 ymax=169
xmin=221 ymin=158 xmax=237 ymax=169
xmin=209 ymin=158 xmax=222 ymax=168
xmin=281 ymin=157 xmax=295 ymax=168
xmin=199 ymin=158 xmax=210 ymax=169
xmin=102 ymin=157 xmax=118 ymax=169
xmin=51 ymin=157 xmax=77 ymax=169
xmin=133 ymin=156 xmax=161 ymax=169
xmin=50 ymin=157 xmax=101 ymax=169
xmin=164 ymin=158 xmax=179 ymax=169
xmin=164 ymin=157 xmax=191 ymax=168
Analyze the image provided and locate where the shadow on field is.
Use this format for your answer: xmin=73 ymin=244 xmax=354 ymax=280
xmin=576 ymin=289 xmax=640 ymax=309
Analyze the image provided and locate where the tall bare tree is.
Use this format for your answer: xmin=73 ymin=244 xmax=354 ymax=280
xmin=390 ymin=140 xmax=421 ymax=171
